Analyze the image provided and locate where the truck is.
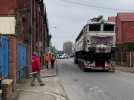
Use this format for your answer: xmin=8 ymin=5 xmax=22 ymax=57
xmin=74 ymin=16 xmax=116 ymax=71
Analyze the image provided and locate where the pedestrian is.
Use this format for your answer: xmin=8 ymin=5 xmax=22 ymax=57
xmin=50 ymin=53 xmax=56 ymax=69
xmin=44 ymin=53 xmax=49 ymax=69
xmin=31 ymin=52 xmax=45 ymax=86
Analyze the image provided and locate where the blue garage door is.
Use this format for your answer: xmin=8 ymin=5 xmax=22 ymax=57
xmin=17 ymin=44 xmax=26 ymax=80
xmin=0 ymin=36 xmax=8 ymax=78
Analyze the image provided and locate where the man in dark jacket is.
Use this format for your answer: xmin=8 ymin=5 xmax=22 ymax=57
xmin=50 ymin=53 xmax=56 ymax=69
xmin=31 ymin=52 xmax=44 ymax=86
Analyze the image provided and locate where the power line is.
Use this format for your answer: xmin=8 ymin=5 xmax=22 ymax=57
xmin=59 ymin=0 xmax=134 ymax=12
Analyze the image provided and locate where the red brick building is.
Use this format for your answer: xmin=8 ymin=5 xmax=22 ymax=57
xmin=0 ymin=0 xmax=50 ymax=82
xmin=0 ymin=0 xmax=16 ymax=16
xmin=108 ymin=16 xmax=116 ymax=23
xmin=116 ymin=13 xmax=134 ymax=67
xmin=32 ymin=0 xmax=50 ymax=52
xmin=0 ymin=0 xmax=49 ymax=51
xmin=116 ymin=13 xmax=134 ymax=44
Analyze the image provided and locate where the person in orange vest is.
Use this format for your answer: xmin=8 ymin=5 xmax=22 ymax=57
xmin=44 ymin=53 xmax=49 ymax=69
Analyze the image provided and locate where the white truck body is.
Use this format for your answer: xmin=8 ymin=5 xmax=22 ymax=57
xmin=75 ymin=21 xmax=116 ymax=53
xmin=74 ymin=18 xmax=115 ymax=71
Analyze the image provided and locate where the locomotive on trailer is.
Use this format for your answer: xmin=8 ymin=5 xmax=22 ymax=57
xmin=74 ymin=16 xmax=115 ymax=71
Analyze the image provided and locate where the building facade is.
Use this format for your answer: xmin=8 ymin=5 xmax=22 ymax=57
xmin=116 ymin=13 xmax=134 ymax=67
xmin=63 ymin=41 xmax=73 ymax=56
xmin=108 ymin=16 xmax=116 ymax=23
xmin=0 ymin=0 xmax=50 ymax=83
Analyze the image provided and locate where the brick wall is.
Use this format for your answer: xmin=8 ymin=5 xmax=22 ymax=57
xmin=113 ymin=13 xmax=134 ymax=67
xmin=32 ymin=0 xmax=49 ymax=52
xmin=0 ymin=0 xmax=16 ymax=15
xmin=116 ymin=13 xmax=134 ymax=44
xmin=116 ymin=15 xmax=123 ymax=44
xmin=108 ymin=16 xmax=116 ymax=23
xmin=122 ymin=22 xmax=134 ymax=42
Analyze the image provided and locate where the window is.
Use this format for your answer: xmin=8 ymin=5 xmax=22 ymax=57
xmin=89 ymin=24 xmax=101 ymax=31
xmin=104 ymin=24 xmax=114 ymax=31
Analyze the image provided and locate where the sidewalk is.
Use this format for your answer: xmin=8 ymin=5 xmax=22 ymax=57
xmin=40 ymin=61 xmax=58 ymax=77
xmin=40 ymin=68 xmax=57 ymax=78
xmin=12 ymin=68 xmax=68 ymax=100
xmin=115 ymin=65 xmax=134 ymax=73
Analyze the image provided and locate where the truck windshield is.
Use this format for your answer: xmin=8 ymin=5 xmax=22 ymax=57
xmin=104 ymin=24 xmax=114 ymax=31
xmin=89 ymin=24 xmax=101 ymax=31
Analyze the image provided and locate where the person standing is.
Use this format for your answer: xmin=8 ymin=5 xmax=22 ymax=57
xmin=31 ymin=52 xmax=45 ymax=86
xmin=50 ymin=53 xmax=56 ymax=69
xmin=44 ymin=53 xmax=49 ymax=69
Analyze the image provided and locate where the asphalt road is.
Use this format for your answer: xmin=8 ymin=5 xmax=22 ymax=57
xmin=57 ymin=58 xmax=134 ymax=100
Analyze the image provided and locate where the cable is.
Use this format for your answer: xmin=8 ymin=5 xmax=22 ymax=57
xmin=59 ymin=0 xmax=134 ymax=12
xmin=62 ymin=0 xmax=133 ymax=11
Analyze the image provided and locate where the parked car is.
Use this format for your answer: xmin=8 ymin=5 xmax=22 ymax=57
xmin=57 ymin=54 xmax=64 ymax=59
xmin=64 ymin=54 xmax=69 ymax=59
xmin=57 ymin=53 xmax=69 ymax=59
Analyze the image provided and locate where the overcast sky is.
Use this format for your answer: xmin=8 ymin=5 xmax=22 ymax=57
xmin=44 ymin=0 xmax=134 ymax=50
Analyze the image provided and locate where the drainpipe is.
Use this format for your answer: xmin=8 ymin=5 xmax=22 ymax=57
xmin=30 ymin=0 xmax=33 ymax=68
xmin=130 ymin=51 xmax=132 ymax=67
xmin=26 ymin=0 xmax=33 ymax=77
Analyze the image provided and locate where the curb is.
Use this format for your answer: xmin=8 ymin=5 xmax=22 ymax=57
xmin=41 ymin=60 xmax=58 ymax=78
xmin=12 ymin=86 xmax=26 ymax=100
xmin=58 ymin=80 xmax=69 ymax=100
xmin=115 ymin=64 xmax=134 ymax=73
xmin=53 ymin=61 xmax=69 ymax=100
xmin=12 ymin=91 xmax=20 ymax=100
xmin=116 ymin=67 xmax=134 ymax=73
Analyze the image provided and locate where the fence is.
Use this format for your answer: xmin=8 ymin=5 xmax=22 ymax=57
xmin=116 ymin=47 xmax=134 ymax=67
